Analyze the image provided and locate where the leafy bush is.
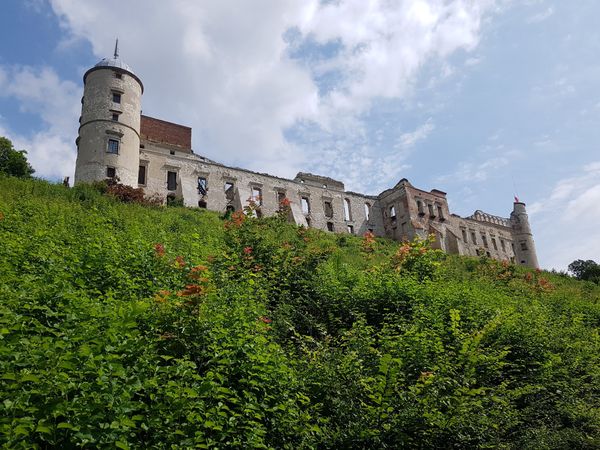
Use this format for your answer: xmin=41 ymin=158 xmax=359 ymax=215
xmin=1 ymin=177 xmax=599 ymax=448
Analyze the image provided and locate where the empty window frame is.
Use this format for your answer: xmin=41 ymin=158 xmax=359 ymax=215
xmin=471 ymin=232 xmax=477 ymax=245
xmin=112 ymin=92 xmax=121 ymax=103
xmin=115 ymin=73 xmax=122 ymax=80
xmin=520 ymin=241 xmax=528 ymax=251
xmin=347 ymin=225 xmax=354 ymax=234
xmin=138 ymin=165 xmax=146 ymax=185
xmin=198 ymin=177 xmax=208 ymax=195
xmin=167 ymin=171 xmax=177 ymax=191
xmin=224 ymin=182 xmax=235 ymax=201
xmin=491 ymin=238 xmax=498 ymax=251
xmin=344 ymin=198 xmax=352 ymax=221
xmin=428 ymin=203 xmax=435 ymax=217
xmin=324 ymin=201 xmax=334 ymax=218
xmin=416 ymin=200 xmax=425 ymax=215
xmin=461 ymin=229 xmax=468 ymax=242
xmin=111 ymin=113 xmax=119 ymax=122
xmin=277 ymin=191 xmax=287 ymax=209
xmin=252 ymin=187 xmax=262 ymax=205
xmin=301 ymin=197 xmax=310 ymax=215
xmin=198 ymin=200 xmax=207 ymax=209
xmin=481 ymin=234 xmax=488 ymax=248
xmin=500 ymin=239 xmax=506 ymax=252
xmin=389 ymin=205 xmax=396 ymax=221
xmin=107 ymin=138 xmax=119 ymax=154
xmin=327 ymin=222 xmax=334 ymax=232
xmin=365 ymin=203 xmax=371 ymax=221
xmin=106 ymin=166 xmax=116 ymax=178
xmin=437 ymin=205 xmax=444 ymax=220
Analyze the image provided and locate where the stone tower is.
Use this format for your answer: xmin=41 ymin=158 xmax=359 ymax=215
xmin=510 ymin=201 xmax=540 ymax=269
xmin=74 ymin=40 xmax=143 ymax=186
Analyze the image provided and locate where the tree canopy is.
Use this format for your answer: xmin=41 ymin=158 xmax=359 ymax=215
xmin=569 ymin=259 xmax=600 ymax=284
xmin=0 ymin=136 xmax=35 ymax=178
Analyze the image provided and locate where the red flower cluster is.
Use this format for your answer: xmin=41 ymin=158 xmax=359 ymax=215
xmin=243 ymin=246 xmax=253 ymax=255
xmin=154 ymin=243 xmax=165 ymax=257
xmin=174 ymin=255 xmax=186 ymax=267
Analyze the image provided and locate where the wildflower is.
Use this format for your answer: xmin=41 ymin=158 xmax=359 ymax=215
xmin=259 ymin=316 xmax=272 ymax=324
xmin=243 ymin=246 xmax=253 ymax=255
xmin=178 ymin=284 xmax=204 ymax=296
xmin=154 ymin=243 xmax=165 ymax=257
xmin=154 ymin=289 xmax=171 ymax=302
xmin=279 ymin=197 xmax=291 ymax=208
xmin=174 ymin=255 xmax=185 ymax=267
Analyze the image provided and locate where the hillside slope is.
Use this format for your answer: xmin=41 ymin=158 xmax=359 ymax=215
xmin=1 ymin=176 xmax=599 ymax=449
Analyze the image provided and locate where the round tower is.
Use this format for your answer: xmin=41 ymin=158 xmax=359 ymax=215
xmin=510 ymin=201 xmax=540 ymax=269
xmin=74 ymin=40 xmax=143 ymax=186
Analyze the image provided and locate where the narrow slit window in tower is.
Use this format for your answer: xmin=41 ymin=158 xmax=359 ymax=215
xmin=112 ymin=92 xmax=121 ymax=103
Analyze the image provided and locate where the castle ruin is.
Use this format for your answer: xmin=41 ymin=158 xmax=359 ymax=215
xmin=74 ymin=44 xmax=540 ymax=269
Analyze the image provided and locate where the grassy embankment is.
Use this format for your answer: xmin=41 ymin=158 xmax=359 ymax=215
xmin=1 ymin=176 xmax=599 ymax=449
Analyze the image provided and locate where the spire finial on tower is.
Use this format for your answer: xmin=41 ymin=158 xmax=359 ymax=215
xmin=114 ymin=38 xmax=119 ymax=59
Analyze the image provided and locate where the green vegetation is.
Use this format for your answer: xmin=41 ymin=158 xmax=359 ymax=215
xmin=0 ymin=137 xmax=34 ymax=178
xmin=569 ymin=259 xmax=600 ymax=285
xmin=1 ymin=176 xmax=599 ymax=449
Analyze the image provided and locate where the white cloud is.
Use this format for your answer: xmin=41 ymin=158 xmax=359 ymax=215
xmin=527 ymin=6 xmax=554 ymax=24
xmin=528 ymin=161 xmax=600 ymax=270
xmin=396 ymin=119 xmax=435 ymax=149
xmin=39 ymin=0 xmax=497 ymax=187
xmin=0 ymin=65 xmax=79 ymax=180
xmin=437 ymin=153 xmax=511 ymax=183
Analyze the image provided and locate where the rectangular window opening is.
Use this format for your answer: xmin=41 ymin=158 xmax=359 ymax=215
xmin=167 ymin=171 xmax=177 ymax=191
xmin=198 ymin=177 xmax=207 ymax=195
xmin=327 ymin=222 xmax=334 ymax=232
xmin=224 ymin=182 xmax=234 ymax=201
xmin=492 ymin=238 xmax=498 ymax=251
xmin=471 ymin=232 xmax=477 ymax=245
xmin=301 ymin=197 xmax=310 ymax=215
xmin=428 ymin=203 xmax=435 ymax=217
xmin=365 ymin=203 xmax=371 ymax=221
xmin=111 ymin=113 xmax=119 ymax=122
xmin=112 ymin=92 xmax=121 ymax=103
xmin=347 ymin=225 xmax=354 ymax=234
xmin=324 ymin=201 xmax=333 ymax=218
xmin=252 ymin=187 xmax=262 ymax=205
xmin=106 ymin=166 xmax=116 ymax=178
xmin=344 ymin=198 xmax=352 ymax=221
xmin=107 ymin=138 xmax=119 ymax=154
xmin=461 ymin=229 xmax=467 ymax=242
xmin=389 ymin=205 xmax=396 ymax=221
xmin=138 ymin=165 xmax=146 ymax=185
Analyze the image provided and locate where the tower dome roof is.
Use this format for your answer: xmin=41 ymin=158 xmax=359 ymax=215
xmin=93 ymin=55 xmax=135 ymax=73
xmin=83 ymin=39 xmax=144 ymax=93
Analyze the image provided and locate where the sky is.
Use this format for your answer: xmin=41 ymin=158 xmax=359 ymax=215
xmin=1 ymin=0 xmax=599 ymax=271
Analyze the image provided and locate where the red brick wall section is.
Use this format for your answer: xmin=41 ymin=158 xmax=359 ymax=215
xmin=140 ymin=115 xmax=192 ymax=151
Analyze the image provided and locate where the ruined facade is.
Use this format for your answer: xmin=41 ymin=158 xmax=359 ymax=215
xmin=74 ymin=48 xmax=540 ymax=268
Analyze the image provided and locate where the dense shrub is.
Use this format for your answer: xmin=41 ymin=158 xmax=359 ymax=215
xmin=1 ymin=177 xmax=599 ymax=448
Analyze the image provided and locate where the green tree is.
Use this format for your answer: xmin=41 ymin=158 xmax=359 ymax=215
xmin=568 ymin=259 xmax=600 ymax=284
xmin=0 ymin=136 xmax=35 ymax=178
